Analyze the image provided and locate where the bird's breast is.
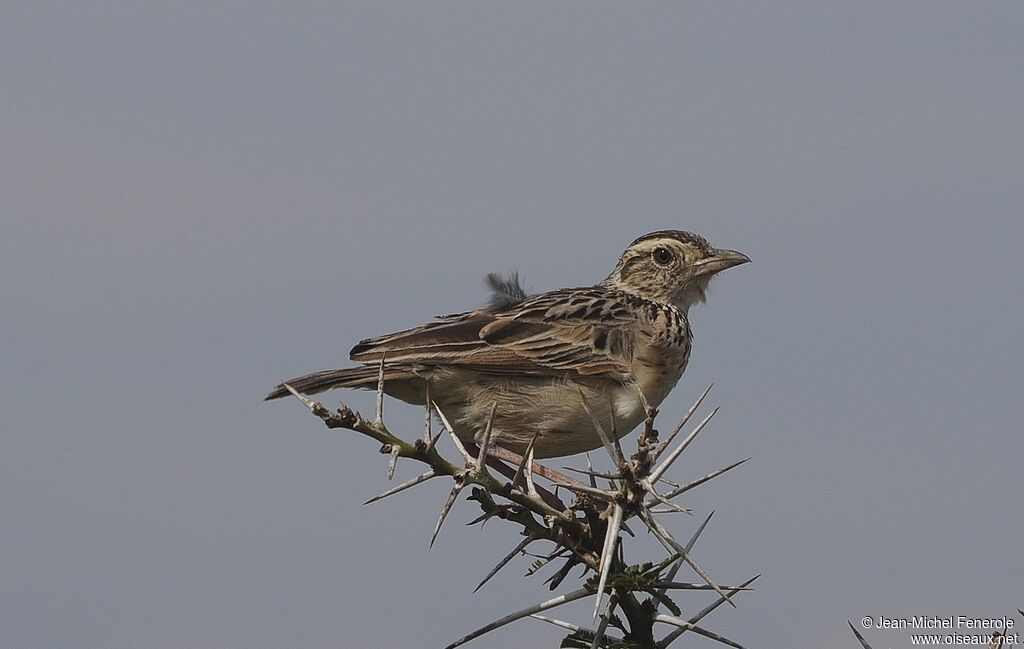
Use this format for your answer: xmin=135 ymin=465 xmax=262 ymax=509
xmin=629 ymin=344 xmax=689 ymax=409
xmin=631 ymin=308 xmax=692 ymax=405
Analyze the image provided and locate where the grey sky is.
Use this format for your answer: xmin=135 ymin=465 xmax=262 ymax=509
xmin=2 ymin=3 xmax=1022 ymax=648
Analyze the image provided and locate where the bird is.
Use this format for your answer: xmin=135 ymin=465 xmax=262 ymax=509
xmin=267 ymin=231 xmax=749 ymax=459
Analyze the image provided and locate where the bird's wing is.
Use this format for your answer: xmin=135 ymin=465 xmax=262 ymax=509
xmin=349 ymin=288 xmax=640 ymax=379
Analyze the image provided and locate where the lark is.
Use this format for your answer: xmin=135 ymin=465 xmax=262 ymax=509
xmin=267 ymin=231 xmax=749 ymax=458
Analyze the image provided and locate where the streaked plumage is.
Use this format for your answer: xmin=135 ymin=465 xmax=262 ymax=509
xmin=267 ymin=231 xmax=748 ymax=458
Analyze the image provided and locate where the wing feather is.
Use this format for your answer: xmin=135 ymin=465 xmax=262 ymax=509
xmin=349 ymin=287 xmax=644 ymax=379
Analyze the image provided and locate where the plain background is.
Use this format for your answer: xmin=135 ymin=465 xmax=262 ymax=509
xmin=3 ymin=3 xmax=1022 ymax=648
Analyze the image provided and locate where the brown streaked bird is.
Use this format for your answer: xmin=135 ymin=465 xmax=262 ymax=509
xmin=267 ymin=231 xmax=749 ymax=458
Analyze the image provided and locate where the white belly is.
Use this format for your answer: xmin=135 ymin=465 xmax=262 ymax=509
xmin=432 ymin=361 xmax=685 ymax=458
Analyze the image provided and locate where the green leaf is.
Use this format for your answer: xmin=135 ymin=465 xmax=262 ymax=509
xmin=648 ymin=591 xmax=682 ymax=617
xmin=526 ymin=558 xmax=547 ymax=575
xmin=561 ymin=630 xmax=594 ymax=649
xmin=607 ymin=613 xmax=626 ymax=632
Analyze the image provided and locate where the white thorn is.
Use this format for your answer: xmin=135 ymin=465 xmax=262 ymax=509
xmin=529 ymin=614 xmax=589 ymax=634
xmin=578 ymin=389 xmax=623 ymax=467
xmin=386 ymin=445 xmax=400 ymax=480
xmin=686 ymin=510 xmax=715 ymax=553
xmin=656 ymin=615 xmax=747 ymax=649
xmin=584 ymin=452 xmax=598 ymax=488
xmin=848 ymin=620 xmax=875 ymax=649
xmin=443 ymin=587 xmax=591 ymax=649
xmin=525 ymin=444 xmax=538 ymax=498
xmin=374 ymin=353 xmax=386 ymax=424
xmin=660 ymin=458 xmax=751 ymax=501
xmin=559 ymin=482 xmax=617 ymax=501
xmin=473 ymin=534 xmax=535 ymax=592
xmin=654 ymin=383 xmax=713 ymax=461
xmin=591 ymin=596 xmax=617 ymax=649
xmin=641 ymin=481 xmax=691 ymax=513
xmin=654 ymin=613 xmax=694 ymax=632
xmin=433 ymin=401 xmax=473 ymax=464
xmin=281 ymin=382 xmax=318 ymax=411
xmin=640 ymin=509 xmax=734 ymax=607
xmin=475 ymin=402 xmax=498 ymax=475
xmin=649 ymin=407 xmax=719 ymax=485
xmin=593 ymin=503 xmax=623 ymax=620
xmin=511 ymin=432 xmax=540 ymax=492
xmin=425 ymin=428 xmax=444 ymax=454
xmin=606 ymin=393 xmax=624 ymax=465
xmin=423 ymin=383 xmax=433 ymax=444
xmin=654 ymin=581 xmax=752 ymax=591
xmin=364 ymin=470 xmax=437 ymax=505
xmin=656 ymin=575 xmax=759 ymax=648
xmin=653 ymin=511 xmax=715 ymax=608
xmin=430 ymin=481 xmax=463 ymax=548
xmin=560 ymin=466 xmax=619 ymax=481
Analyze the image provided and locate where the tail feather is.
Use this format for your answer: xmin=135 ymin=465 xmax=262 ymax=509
xmin=265 ymin=366 xmax=383 ymax=401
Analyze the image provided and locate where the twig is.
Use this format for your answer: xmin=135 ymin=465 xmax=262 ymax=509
xmin=283 ymin=381 xmax=753 ymax=649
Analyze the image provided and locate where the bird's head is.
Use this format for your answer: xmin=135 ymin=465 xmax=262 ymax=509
xmin=602 ymin=230 xmax=750 ymax=310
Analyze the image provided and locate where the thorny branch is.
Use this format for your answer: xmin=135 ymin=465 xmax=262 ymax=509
xmin=281 ymin=382 xmax=755 ymax=649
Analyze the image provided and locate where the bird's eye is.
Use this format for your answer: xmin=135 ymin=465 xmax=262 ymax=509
xmin=652 ymin=247 xmax=674 ymax=266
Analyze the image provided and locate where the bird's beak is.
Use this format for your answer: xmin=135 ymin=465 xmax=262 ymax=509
xmin=687 ymin=249 xmax=751 ymax=279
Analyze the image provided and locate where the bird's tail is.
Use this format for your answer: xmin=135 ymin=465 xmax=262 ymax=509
xmin=265 ymin=366 xmax=387 ymax=401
